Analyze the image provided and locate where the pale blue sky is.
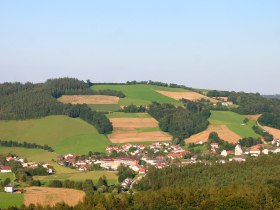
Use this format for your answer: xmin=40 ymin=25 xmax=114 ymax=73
xmin=0 ymin=1 xmax=279 ymax=94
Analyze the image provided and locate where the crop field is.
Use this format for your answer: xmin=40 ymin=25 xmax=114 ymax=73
xmin=89 ymin=104 xmax=121 ymax=112
xmin=209 ymin=111 xmax=260 ymax=138
xmin=0 ymin=192 xmax=24 ymax=208
xmin=262 ymin=126 xmax=280 ymax=139
xmin=58 ymin=95 xmax=119 ymax=104
xmin=156 ymin=91 xmax=217 ymax=103
xmin=91 ymin=84 xmax=184 ymax=106
xmin=106 ymin=112 xmax=172 ymax=143
xmin=186 ymin=125 xmax=242 ymax=144
xmin=0 ymin=116 xmax=110 ymax=154
xmin=24 ymin=187 xmax=85 ymax=207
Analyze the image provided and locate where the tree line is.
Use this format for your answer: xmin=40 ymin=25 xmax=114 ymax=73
xmin=0 ymin=140 xmax=53 ymax=152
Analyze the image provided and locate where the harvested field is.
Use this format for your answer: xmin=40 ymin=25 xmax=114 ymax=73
xmin=246 ymin=114 xmax=262 ymax=121
xmin=185 ymin=125 xmax=241 ymax=144
xmin=110 ymin=118 xmax=158 ymax=128
xmin=24 ymin=187 xmax=85 ymax=207
xmin=109 ymin=130 xmax=172 ymax=143
xmin=58 ymin=95 xmax=119 ymax=104
xmin=156 ymin=91 xmax=217 ymax=103
xmin=262 ymin=126 xmax=280 ymax=139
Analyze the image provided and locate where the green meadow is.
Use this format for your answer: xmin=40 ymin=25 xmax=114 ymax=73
xmin=92 ymin=84 xmax=186 ymax=106
xmin=89 ymin=104 xmax=121 ymax=112
xmin=0 ymin=193 xmax=24 ymax=208
xmin=106 ymin=112 xmax=151 ymax=118
xmin=209 ymin=111 xmax=260 ymax=138
xmin=0 ymin=172 xmax=16 ymax=183
xmin=0 ymin=116 xmax=110 ymax=154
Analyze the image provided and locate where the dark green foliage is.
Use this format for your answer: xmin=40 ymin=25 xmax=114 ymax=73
xmin=239 ymin=137 xmax=262 ymax=147
xmin=252 ymin=125 xmax=274 ymax=142
xmin=30 ymin=180 xmax=41 ymax=186
xmin=117 ymin=164 xmax=135 ymax=182
xmin=0 ymin=140 xmax=54 ymax=152
xmin=25 ymin=166 xmax=48 ymax=176
xmin=207 ymin=132 xmax=235 ymax=151
xmin=123 ymin=104 xmax=146 ymax=113
xmin=148 ymin=102 xmax=210 ymax=141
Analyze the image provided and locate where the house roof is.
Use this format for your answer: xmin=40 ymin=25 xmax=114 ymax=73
xmin=0 ymin=166 xmax=12 ymax=170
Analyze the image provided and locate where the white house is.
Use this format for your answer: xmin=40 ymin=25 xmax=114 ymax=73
xmin=0 ymin=166 xmax=12 ymax=173
xmin=221 ymin=150 xmax=228 ymax=157
xmin=4 ymin=184 xmax=14 ymax=193
xmin=235 ymin=144 xmax=243 ymax=156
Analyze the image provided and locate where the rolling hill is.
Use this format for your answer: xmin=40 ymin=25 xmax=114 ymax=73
xmin=0 ymin=116 xmax=110 ymax=154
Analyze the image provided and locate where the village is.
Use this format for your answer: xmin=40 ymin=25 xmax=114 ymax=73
xmin=2 ymin=137 xmax=280 ymax=192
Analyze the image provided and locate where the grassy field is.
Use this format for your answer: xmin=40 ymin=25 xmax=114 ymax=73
xmin=89 ymin=104 xmax=121 ymax=112
xmin=209 ymin=111 xmax=260 ymax=138
xmin=0 ymin=172 xmax=16 ymax=183
xmin=92 ymin=84 xmax=186 ymax=106
xmin=106 ymin=112 xmax=151 ymax=118
xmin=0 ymin=116 xmax=110 ymax=154
xmin=0 ymin=192 xmax=24 ymax=208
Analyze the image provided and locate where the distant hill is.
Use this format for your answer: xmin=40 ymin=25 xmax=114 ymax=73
xmin=263 ymin=94 xmax=280 ymax=100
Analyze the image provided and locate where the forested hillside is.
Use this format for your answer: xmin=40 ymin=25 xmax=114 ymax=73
xmin=0 ymin=78 xmax=113 ymax=134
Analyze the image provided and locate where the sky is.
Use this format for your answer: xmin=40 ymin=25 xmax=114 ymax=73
xmin=0 ymin=1 xmax=279 ymax=94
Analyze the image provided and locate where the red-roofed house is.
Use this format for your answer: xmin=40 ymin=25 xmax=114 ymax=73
xmin=0 ymin=166 xmax=12 ymax=173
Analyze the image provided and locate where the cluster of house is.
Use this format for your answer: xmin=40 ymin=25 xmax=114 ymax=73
xmin=1 ymin=155 xmax=54 ymax=174
xmin=207 ymin=138 xmax=280 ymax=163
xmin=58 ymin=142 xmax=190 ymax=174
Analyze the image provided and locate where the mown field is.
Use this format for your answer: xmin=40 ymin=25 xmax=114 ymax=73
xmin=0 ymin=172 xmax=16 ymax=183
xmin=0 ymin=192 xmax=24 ymax=208
xmin=0 ymin=116 xmax=110 ymax=154
xmin=91 ymin=84 xmax=185 ymax=106
xmin=209 ymin=111 xmax=260 ymax=138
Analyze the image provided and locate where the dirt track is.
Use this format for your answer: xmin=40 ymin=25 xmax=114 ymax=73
xmin=24 ymin=187 xmax=85 ymax=207
xmin=185 ymin=125 xmax=241 ymax=144
xmin=58 ymin=95 xmax=119 ymax=104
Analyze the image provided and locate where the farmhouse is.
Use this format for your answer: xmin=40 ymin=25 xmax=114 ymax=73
xmin=0 ymin=166 xmax=12 ymax=173
xmin=235 ymin=144 xmax=243 ymax=156
xmin=210 ymin=143 xmax=219 ymax=149
xmin=4 ymin=184 xmax=14 ymax=193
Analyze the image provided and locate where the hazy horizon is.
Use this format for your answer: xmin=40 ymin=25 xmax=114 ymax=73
xmin=0 ymin=1 xmax=279 ymax=94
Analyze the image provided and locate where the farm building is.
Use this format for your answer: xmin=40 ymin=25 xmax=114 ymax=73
xmin=0 ymin=166 xmax=12 ymax=173
xmin=4 ymin=184 xmax=14 ymax=193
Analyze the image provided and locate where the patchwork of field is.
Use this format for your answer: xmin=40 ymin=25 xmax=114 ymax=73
xmin=0 ymin=116 xmax=110 ymax=154
xmin=24 ymin=187 xmax=85 ymax=207
xmin=186 ymin=125 xmax=241 ymax=144
xmin=0 ymin=192 xmax=23 ymax=208
xmin=107 ymin=112 xmax=172 ymax=143
xmin=92 ymin=84 xmax=184 ymax=106
xmin=156 ymin=91 xmax=218 ymax=103
xmin=246 ymin=114 xmax=262 ymax=121
xmin=58 ymin=95 xmax=119 ymax=104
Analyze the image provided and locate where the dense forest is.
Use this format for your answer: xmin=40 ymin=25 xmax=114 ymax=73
xmin=7 ymin=155 xmax=280 ymax=210
xmin=148 ymin=100 xmax=210 ymax=142
xmin=0 ymin=78 xmax=113 ymax=134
